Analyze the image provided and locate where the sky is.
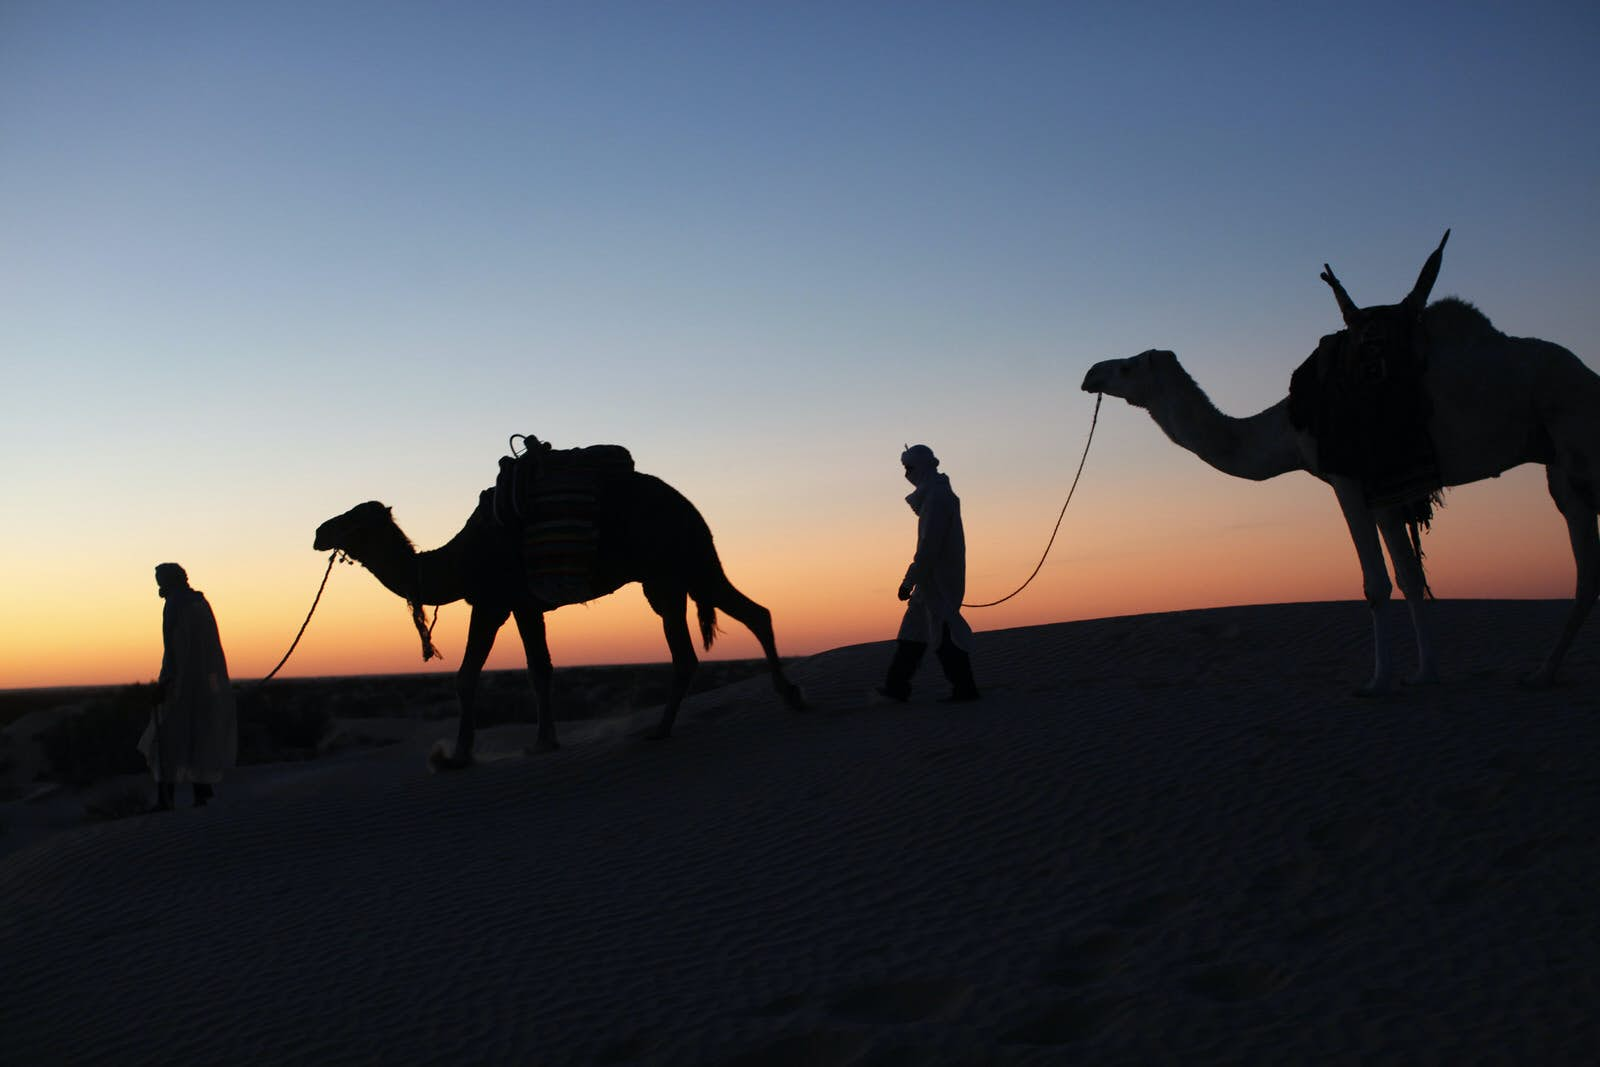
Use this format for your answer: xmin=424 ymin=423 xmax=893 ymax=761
xmin=3 ymin=1 xmax=1597 ymax=689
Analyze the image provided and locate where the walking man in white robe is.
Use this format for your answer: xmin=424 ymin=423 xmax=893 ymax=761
xmin=141 ymin=563 xmax=237 ymax=810
xmin=879 ymin=445 xmax=980 ymax=702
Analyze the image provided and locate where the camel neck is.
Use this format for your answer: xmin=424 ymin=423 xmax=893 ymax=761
xmin=1148 ymin=370 xmax=1306 ymax=482
xmin=410 ymin=546 xmax=467 ymax=607
xmin=359 ymin=530 xmax=467 ymax=608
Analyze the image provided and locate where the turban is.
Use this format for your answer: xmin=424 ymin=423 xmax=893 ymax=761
xmin=155 ymin=563 xmax=189 ymax=587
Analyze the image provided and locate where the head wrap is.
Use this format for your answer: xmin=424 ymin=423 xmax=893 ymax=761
xmin=900 ymin=444 xmax=942 ymax=500
xmin=900 ymin=444 xmax=938 ymax=471
xmin=155 ymin=563 xmax=189 ymax=589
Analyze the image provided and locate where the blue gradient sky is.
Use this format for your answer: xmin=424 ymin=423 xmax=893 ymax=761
xmin=3 ymin=2 xmax=1597 ymax=687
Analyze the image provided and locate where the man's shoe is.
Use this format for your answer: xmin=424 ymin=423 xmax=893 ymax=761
xmin=147 ymin=782 xmax=175 ymax=813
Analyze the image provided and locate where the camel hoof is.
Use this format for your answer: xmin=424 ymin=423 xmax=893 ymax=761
xmin=770 ymin=676 xmax=805 ymax=708
xmin=1402 ymin=673 xmax=1441 ymax=687
xmin=428 ymin=741 xmax=474 ymax=772
xmin=1351 ymin=684 xmax=1390 ymax=700
xmin=1516 ymin=672 xmax=1557 ymax=690
xmin=641 ymin=726 xmax=672 ymax=742
xmin=533 ymin=738 xmax=561 ymax=753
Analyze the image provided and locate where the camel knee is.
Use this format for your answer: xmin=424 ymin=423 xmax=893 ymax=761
xmin=1577 ymin=579 xmax=1599 ymax=617
xmin=1576 ymin=554 xmax=1599 ymax=604
xmin=1393 ymin=568 xmax=1426 ymax=602
xmin=749 ymin=607 xmax=775 ymax=646
xmin=1364 ymin=575 xmax=1392 ymax=608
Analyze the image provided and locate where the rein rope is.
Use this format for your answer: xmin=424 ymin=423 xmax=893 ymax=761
xmin=963 ymin=392 xmax=1102 ymax=609
xmin=260 ymin=550 xmax=345 ymax=683
xmin=259 ymin=400 xmax=1100 ymax=678
xmin=260 ymin=551 xmax=444 ymax=684
xmin=408 ymin=558 xmax=442 ymax=662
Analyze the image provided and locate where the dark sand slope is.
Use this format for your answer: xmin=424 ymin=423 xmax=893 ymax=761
xmin=2 ymin=600 xmax=1596 ymax=1065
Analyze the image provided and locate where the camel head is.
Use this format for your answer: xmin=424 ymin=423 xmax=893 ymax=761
xmin=1081 ymin=349 xmax=1181 ymax=409
xmin=1319 ymin=229 xmax=1450 ymax=358
xmin=313 ymin=501 xmax=408 ymax=561
xmin=313 ymin=501 xmax=440 ymax=662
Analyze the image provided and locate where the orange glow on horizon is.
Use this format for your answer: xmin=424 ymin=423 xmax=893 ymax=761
xmin=3 ymin=464 xmax=1577 ymax=690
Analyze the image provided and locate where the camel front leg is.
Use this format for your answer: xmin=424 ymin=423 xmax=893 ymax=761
xmin=1377 ymin=513 xmax=1439 ymax=685
xmin=511 ymin=605 xmax=559 ymax=751
xmin=431 ymin=602 xmax=508 ymax=771
xmin=1333 ymin=479 xmax=1394 ymax=696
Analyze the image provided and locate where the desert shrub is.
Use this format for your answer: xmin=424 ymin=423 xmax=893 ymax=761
xmin=35 ymin=682 xmax=337 ymax=783
xmin=36 ymin=684 xmax=155 ymax=787
xmin=84 ymin=781 xmax=154 ymax=821
xmin=0 ymin=686 xmax=105 ymax=731
xmin=234 ymin=685 xmax=332 ymax=764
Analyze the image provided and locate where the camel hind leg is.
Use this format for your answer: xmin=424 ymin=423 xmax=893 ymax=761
xmin=1526 ymin=461 xmax=1599 ymax=686
xmin=695 ymin=571 xmax=807 ymax=712
xmin=643 ymin=583 xmax=699 ymax=740
xmin=510 ymin=604 xmax=559 ymax=751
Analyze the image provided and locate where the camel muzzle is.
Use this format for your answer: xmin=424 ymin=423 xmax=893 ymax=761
xmin=1080 ymin=363 xmax=1112 ymax=394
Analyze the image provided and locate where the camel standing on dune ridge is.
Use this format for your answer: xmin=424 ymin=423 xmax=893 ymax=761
xmin=1082 ymin=233 xmax=1600 ymax=693
xmin=314 ymin=473 xmax=805 ymax=768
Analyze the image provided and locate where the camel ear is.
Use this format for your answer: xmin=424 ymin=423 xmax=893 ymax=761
xmin=1404 ymin=228 xmax=1450 ymax=314
xmin=1320 ymin=263 xmax=1359 ymax=325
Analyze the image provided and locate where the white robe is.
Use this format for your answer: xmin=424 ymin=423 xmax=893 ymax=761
xmin=898 ymin=473 xmax=975 ymax=651
xmin=140 ymin=589 xmax=237 ymax=784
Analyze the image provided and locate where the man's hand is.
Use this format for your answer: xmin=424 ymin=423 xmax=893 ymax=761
xmin=897 ymin=579 xmax=915 ymax=601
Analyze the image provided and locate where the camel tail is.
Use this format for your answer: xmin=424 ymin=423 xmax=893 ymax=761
xmin=695 ymin=598 xmax=720 ymax=652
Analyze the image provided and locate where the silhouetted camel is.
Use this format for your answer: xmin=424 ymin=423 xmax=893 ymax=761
xmin=314 ymin=474 xmax=805 ymax=767
xmin=1083 ymin=233 xmax=1600 ymax=692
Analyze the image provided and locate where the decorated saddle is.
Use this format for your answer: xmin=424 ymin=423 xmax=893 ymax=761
xmin=1288 ymin=231 xmax=1451 ymax=523
xmin=1288 ymin=325 xmax=1441 ymax=515
xmin=493 ymin=435 xmax=634 ymax=606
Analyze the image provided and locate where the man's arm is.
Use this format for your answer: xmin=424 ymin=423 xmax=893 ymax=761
xmin=902 ymin=490 xmax=954 ymax=591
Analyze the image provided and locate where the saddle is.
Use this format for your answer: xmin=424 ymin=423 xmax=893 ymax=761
xmin=1288 ymin=323 xmax=1442 ymax=521
xmin=1291 ymin=230 xmax=1451 ymax=525
xmin=493 ymin=435 xmax=634 ymax=605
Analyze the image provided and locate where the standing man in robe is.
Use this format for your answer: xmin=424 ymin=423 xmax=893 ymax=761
xmin=879 ymin=445 xmax=980 ymax=703
xmin=142 ymin=563 xmax=237 ymax=810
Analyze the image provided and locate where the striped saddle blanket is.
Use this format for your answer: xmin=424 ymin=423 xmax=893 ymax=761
xmin=493 ymin=437 xmax=634 ymax=605
xmin=1288 ymin=328 xmax=1442 ymax=521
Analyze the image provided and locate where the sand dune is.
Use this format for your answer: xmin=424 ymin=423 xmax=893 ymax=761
xmin=1 ymin=600 xmax=1597 ymax=1064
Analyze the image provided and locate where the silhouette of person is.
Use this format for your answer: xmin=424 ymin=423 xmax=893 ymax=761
xmin=879 ymin=445 xmax=980 ymax=702
xmin=140 ymin=563 xmax=237 ymax=810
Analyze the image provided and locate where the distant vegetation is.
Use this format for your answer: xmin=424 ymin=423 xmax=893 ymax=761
xmin=4 ymin=659 xmax=784 ymax=788
xmin=35 ymin=684 xmax=154 ymax=787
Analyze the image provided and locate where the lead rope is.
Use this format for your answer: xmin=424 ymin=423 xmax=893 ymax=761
xmin=260 ymin=550 xmax=345 ymax=683
xmin=408 ymin=557 xmax=442 ymax=662
xmin=963 ymin=393 xmax=1101 ymax=609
